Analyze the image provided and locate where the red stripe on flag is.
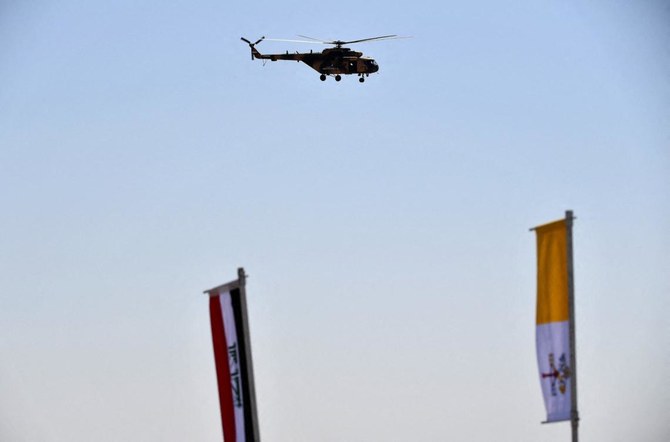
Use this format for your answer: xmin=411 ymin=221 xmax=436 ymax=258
xmin=210 ymin=295 xmax=237 ymax=442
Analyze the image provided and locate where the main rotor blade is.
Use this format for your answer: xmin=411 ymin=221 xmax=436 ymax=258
xmin=263 ymin=34 xmax=412 ymax=46
xmin=264 ymin=38 xmax=324 ymax=44
xmin=341 ymin=35 xmax=402 ymax=44
xmin=296 ymin=35 xmax=332 ymax=43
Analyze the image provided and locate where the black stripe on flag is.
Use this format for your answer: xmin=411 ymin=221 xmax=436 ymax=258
xmin=230 ymin=287 xmax=257 ymax=441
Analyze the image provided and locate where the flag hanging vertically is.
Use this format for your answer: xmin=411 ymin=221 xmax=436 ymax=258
xmin=205 ymin=268 xmax=260 ymax=442
xmin=533 ymin=212 xmax=579 ymax=438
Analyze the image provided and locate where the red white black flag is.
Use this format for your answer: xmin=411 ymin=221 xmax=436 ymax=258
xmin=205 ymin=268 xmax=260 ymax=442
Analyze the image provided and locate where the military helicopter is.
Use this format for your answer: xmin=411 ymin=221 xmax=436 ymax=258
xmin=240 ymin=35 xmax=406 ymax=82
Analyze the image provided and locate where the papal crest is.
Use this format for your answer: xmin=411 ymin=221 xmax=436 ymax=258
xmin=541 ymin=353 xmax=571 ymax=396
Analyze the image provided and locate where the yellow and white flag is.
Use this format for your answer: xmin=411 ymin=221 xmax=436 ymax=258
xmin=535 ymin=219 xmax=572 ymax=422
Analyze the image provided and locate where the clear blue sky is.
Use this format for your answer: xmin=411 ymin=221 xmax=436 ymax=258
xmin=1 ymin=1 xmax=669 ymax=441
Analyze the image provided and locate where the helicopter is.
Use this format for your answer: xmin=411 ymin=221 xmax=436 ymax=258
xmin=240 ymin=35 xmax=406 ymax=82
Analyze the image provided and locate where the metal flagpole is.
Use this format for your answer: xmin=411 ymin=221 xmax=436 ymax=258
xmin=565 ymin=211 xmax=579 ymax=442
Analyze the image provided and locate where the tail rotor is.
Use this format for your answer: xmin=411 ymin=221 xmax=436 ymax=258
xmin=241 ymin=36 xmax=265 ymax=60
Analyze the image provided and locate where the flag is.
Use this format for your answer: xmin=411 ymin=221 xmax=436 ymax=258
xmin=206 ymin=269 xmax=260 ymax=442
xmin=534 ymin=219 xmax=573 ymax=423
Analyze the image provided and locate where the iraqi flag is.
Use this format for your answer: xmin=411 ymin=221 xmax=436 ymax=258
xmin=534 ymin=219 xmax=573 ymax=423
xmin=206 ymin=269 xmax=260 ymax=442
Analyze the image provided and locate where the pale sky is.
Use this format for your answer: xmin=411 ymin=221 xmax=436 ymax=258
xmin=1 ymin=1 xmax=669 ymax=441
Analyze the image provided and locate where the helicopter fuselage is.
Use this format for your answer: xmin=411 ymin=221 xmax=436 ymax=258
xmin=262 ymin=47 xmax=379 ymax=76
xmin=244 ymin=39 xmax=380 ymax=81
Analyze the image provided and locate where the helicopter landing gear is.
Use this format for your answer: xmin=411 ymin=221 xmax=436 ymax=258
xmin=335 ymin=75 xmax=341 ymax=81
xmin=359 ymin=77 xmax=365 ymax=83
xmin=320 ymin=74 xmax=326 ymax=81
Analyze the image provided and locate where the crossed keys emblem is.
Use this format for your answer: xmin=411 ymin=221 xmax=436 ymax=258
xmin=542 ymin=353 xmax=571 ymax=396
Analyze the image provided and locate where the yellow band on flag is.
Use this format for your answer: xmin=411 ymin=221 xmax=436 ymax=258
xmin=535 ymin=220 xmax=568 ymax=324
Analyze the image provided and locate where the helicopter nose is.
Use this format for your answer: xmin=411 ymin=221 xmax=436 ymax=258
xmin=368 ymin=60 xmax=379 ymax=72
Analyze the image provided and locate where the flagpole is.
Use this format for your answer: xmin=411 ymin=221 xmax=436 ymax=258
xmin=565 ymin=211 xmax=579 ymax=442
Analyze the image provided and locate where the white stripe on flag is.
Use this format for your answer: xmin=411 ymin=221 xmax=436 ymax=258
xmin=220 ymin=291 xmax=246 ymax=442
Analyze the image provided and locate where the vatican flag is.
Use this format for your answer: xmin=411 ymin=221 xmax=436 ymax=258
xmin=535 ymin=218 xmax=574 ymax=423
